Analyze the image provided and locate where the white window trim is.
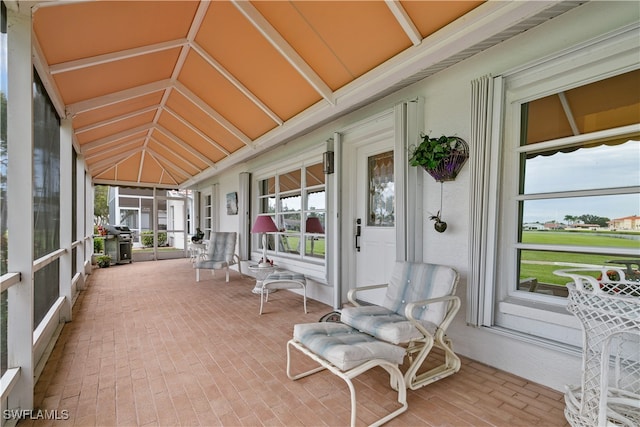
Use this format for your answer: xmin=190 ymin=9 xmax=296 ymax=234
xmin=473 ymin=24 xmax=640 ymax=344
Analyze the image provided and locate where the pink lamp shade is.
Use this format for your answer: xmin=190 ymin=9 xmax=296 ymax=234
xmin=251 ymin=216 xmax=278 ymax=233
xmin=305 ymin=217 xmax=324 ymax=234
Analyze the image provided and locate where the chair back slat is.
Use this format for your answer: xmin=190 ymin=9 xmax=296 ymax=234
xmin=382 ymin=261 xmax=458 ymax=326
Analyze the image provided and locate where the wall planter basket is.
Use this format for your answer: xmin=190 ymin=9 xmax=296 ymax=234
xmin=409 ymin=135 xmax=469 ymax=182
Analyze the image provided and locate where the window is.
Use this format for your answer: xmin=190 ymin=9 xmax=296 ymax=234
xmin=257 ymin=161 xmax=326 ymax=262
xmin=486 ymin=29 xmax=640 ymax=345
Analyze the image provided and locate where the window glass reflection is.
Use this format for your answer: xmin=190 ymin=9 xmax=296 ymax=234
xmin=367 ymin=151 xmax=394 ymax=226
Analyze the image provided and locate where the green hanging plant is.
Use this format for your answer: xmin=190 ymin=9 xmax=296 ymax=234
xmin=408 ymin=133 xmax=469 ymax=182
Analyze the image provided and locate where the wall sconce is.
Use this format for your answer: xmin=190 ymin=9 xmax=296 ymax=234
xmin=323 ymin=151 xmax=334 ymax=174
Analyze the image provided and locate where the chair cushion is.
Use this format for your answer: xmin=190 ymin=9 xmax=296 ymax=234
xmin=340 ymin=305 xmax=437 ymax=344
xmin=205 ymin=232 xmax=237 ymax=263
xmin=382 ymin=262 xmax=457 ymax=327
xmin=293 ymin=322 xmax=405 ymax=371
xmin=195 ymin=260 xmax=229 ymax=270
xmin=265 ymin=272 xmax=305 ymax=282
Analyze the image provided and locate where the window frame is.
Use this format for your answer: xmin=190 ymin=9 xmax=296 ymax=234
xmin=253 ymin=153 xmax=326 ymax=274
xmin=483 ymin=25 xmax=640 ymax=346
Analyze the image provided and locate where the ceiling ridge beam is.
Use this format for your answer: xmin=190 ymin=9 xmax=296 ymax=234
xmin=154 ymin=123 xmax=216 ymax=168
xmin=80 ymin=124 xmax=153 ymax=152
xmin=66 ymin=79 xmax=172 ymax=116
xmin=84 ymin=138 xmax=145 ymax=160
xmin=173 ymin=81 xmax=253 ymax=147
xmin=558 ymin=92 xmax=580 ymax=136
xmin=384 ymin=0 xmax=422 ymax=46
xmin=49 ymin=38 xmax=188 ymax=75
xmin=232 ymin=0 xmax=335 ymax=105
xmin=190 ymin=41 xmax=283 ymax=126
xmin=149 ymin=135 xmax=203 ymax=174
xmin=75 ymin=104 xmax=161 ymax=134
xmin=163 ymin=105 xmax=231 ymax=156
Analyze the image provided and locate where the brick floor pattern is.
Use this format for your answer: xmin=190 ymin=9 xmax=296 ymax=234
xmin=21 ymin=258 xmax=570 ymax=426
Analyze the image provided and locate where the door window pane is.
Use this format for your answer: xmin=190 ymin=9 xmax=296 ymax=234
xmin=367 ymin=151 xmax=394 ymax=226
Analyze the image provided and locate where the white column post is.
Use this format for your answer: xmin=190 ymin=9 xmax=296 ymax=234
xmin=59 ymin=118 xmax=73 ymax=321
xmin=6 ymin=7 xmax=35 ymax=412
xmin=76 ymin=154 xmax=87 ymax=288
xmin=85 ymin=174 xmax=93 ymax=275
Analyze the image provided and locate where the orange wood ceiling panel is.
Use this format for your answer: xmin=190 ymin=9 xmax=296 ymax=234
xmin=157 ymin=111 xmax=226 ymax=163
xmin=178 ymin=50 xmax=277 ymax=140
xmin=53 ymin=48 xmax=181 ymax=105
xmin=116 ymin=153 xmax=143 ymax=183
xmin=291 ymin=1 xmax=411 ymax=79
xmin=75 ymin=111 xmax=156 ymax=145
xmin=33 ymin=1 xmax=197 ymax=65
xmin=95 ymin=167 xmax=116 ymax=181
xmin=165 ymin=91 xmax=246 ymax=154
xmin=401 ymin=1 xmax=484 ymax=38
xmin=251 ymin=1 xmax=353 ymax=91
xmin=196 ymin=2 xmax=321 ymax=121
xmin=73 ymin=92 xmax=164 ymax=129
xmin=151 ymin=129 xmax=210 ymax=171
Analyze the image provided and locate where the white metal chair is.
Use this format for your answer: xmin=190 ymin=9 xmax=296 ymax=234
xmin=340 ymin=261 xmax=461 ymax=390
xmin=195 ymin=232 xmax=241 ymax=282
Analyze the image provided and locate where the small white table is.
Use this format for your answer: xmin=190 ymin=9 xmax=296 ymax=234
xmin=188 ymin=242 xmax=207 ymax=263
xmin=248 ymin=264 xmax=277 ymax=294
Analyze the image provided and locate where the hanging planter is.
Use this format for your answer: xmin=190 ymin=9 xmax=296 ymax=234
xmin=409 ymin=134 xmax=469 ymax=182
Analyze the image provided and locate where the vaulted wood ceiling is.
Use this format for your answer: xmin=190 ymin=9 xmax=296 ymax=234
xmin=29 ymin=0 xmax=584 ymax=188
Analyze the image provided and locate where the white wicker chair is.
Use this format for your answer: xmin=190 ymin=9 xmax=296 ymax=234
xmin=195 ymin=232 xmax=241 ymax=282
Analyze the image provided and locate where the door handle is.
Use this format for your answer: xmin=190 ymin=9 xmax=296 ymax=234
xmin=355 ymin=218 xmax=361 ymax=252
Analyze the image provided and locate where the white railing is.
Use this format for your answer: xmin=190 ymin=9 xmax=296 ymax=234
xmin=0 ymin=272 xmax=21 ymax=293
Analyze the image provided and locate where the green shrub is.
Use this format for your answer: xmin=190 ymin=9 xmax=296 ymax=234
xmin=140 ymin=231 xmax=167 ymax=247
xmin=94 ymin=237 xmax=104 ymax=253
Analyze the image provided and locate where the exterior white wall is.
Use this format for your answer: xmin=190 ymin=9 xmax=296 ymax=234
xmin=194 ymin=2 xmax=639 ymax=391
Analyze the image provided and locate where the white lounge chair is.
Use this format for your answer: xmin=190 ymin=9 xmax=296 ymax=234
xmin=195 ymin=232 xmax=241 ymax=282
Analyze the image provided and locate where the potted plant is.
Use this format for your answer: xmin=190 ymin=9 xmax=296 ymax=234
xmin=409 ymin=134 xmax=469 ymax=182
xmin=96 ymin=254 xmax=112 ymax=268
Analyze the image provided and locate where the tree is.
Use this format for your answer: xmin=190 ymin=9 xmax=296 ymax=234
xmin=94 ymin=185 xmax=109 ymax=225
xmin=577 ymin=214 xmax=610 ymax=228
xmin=564 ymin=215 xmax=577 ymax=225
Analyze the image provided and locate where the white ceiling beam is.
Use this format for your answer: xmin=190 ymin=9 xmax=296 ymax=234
xmin=49 ymin=39 xmax=188 ymax=75
xmin=163 ymin=106 xmax=230 ymax=156
xmin=66 ymin=79 xmax=172 ymax=116
xmin=174 ymin=81 xmax=253 ymax=147
xmin=149 ymin=135 xmax=203 ymax=174
xmin=31 ymin=32 xmax=67 ymax=118
xmin=137 ymin=149 xmax=147 ymax=183
xmin=80 ymin=123 xmax=152 ymax=152
xmin=154 ymin=124 xmax=216 ymax=168
xmin=558 ymin=92 xmax=580 ymax=136
xmin=88 ymin=147 xmax=142 ymax=175
xmin=146 ymin=148 xmax=191 ymax=179
xmin=190 ymin=41 xmax=283 ymax=126
xmin=385 ymin=0 xmax=422 ymax=46
xmin=232 ymin=0 xmax=335 ymax=105
xmin=75 ymin=104 xmax=161 ymax=134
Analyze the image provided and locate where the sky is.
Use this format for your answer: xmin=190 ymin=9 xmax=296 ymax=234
xmin=523 ymin=140 xmax=639 ymax=224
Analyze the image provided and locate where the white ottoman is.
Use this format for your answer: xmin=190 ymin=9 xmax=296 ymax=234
xmin=260 ymin=271 xmax=307 ymax=314
xmin=287 ymin=322 xmax=408 ymax=427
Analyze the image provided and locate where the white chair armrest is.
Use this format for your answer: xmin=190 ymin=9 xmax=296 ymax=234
xmin=347 ymin=283 xmax=389 ymax=306
xmin=405 ymin=295 xmax=461 ymax=337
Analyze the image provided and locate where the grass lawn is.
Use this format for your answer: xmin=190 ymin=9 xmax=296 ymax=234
xmin=520 ymin=231 xmax=639 ymax=286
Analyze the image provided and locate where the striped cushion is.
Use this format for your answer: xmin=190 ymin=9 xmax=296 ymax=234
xmin=293 ymin=322 xmax=405 ymax=371
xmin=341 ymin=262 xmax=457 ymax=344
xmin=265 ymin=272 xmax=305 ymax=282
xmin=340 ymin=305 xmax=438 ymax=344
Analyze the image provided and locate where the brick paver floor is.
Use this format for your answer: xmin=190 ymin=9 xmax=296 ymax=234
xmin=22 ymin=258 xmax=569 ymax=426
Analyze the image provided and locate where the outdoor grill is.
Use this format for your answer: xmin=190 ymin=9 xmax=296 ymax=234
xmin=104 ymin=224 xmax=133 ymax=264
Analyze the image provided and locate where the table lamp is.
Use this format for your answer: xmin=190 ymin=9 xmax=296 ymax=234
xmin=305 ymin=217 xmax=324 ymax=255
xmin=251 ymin=216 xmax=278 ymax=267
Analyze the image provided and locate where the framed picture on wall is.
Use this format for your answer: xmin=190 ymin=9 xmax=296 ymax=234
xmin=226 ymin=192 xmax=238 ymax=215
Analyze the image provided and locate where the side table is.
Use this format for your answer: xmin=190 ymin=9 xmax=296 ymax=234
xmin=248 ymin=264 xmax=277 ymax=294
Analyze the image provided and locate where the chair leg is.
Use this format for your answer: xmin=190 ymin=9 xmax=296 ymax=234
xmin=225 ymin=266 xmax=229 ymax=282
xmin=196 ymin=268 xmax=200 ymax=282
xmin=302 ymin=285 xmax=307 ymax=314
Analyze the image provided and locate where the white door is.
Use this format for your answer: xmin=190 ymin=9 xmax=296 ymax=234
xmin=342 ymin=113 xmax=396 ymax=305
